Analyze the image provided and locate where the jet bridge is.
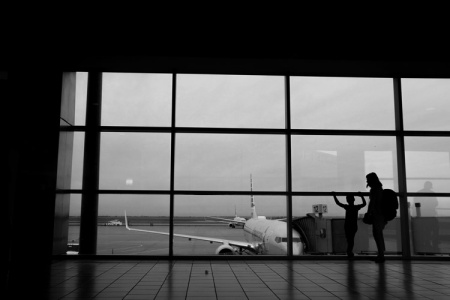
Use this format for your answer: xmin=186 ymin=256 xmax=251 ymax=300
xmin=293 ymin=213 xmax=370 ymax=255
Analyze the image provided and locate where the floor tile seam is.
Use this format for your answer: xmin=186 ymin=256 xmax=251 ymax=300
xmin=100 ymin=261 xmax=146 ymax=296
xmin=167 ymin=260 xmax=191 ymax=299
xmin=263 ymin=262 xmax=303 ymax=291
xmin=209 ymin=260 xmax=225 ymax=299
xmin=149 ymin=261 xmax=185 ymax=299
xmin=225 ymin=260 xmax=259 ymax=298
xmin=117 ymin=260 xmax=168 ymax=298
xmin=267 ymin=264 xmax=335 ymax=290
xmin=246 ymin=263 xmax=298 ymax=298
xmin=54 ymin=262 xmax=131 ymax=298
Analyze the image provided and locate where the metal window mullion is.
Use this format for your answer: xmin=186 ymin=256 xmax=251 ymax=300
xmin=169 ymin=73 xmax=177 ymax=257
xmin=394 ymin=77 xmax=411 ymax=259
xmin=285 ymin=76 xmax=293 ymax=257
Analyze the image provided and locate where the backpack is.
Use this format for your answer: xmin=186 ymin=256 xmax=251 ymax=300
xmin=382 ymin=189 xmax=399 ymax=221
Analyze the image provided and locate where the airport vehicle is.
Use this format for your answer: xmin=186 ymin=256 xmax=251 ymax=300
xmin=105 ymin=219 xmax=123 ymax=226
xmin=124 ymin=195 xmax=305 ymax=255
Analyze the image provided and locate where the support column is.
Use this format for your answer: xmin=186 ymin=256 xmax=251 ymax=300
xmin=79 ymin=72 xmax=102 ymax=255
xmin=394 ymin=78 xmax=411 ymax=259
xmin=53 ymin=72 xmax=76 ymax=254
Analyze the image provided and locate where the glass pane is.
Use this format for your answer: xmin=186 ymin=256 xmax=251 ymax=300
xmin=402 ymin=79 xmax=450 ymax=131
xmin=176 ymin=74 xmax=285 ymax=128
xmin=405 ymin=137 xmax=450 ymax=193
xmin=174 ymin=195 xmax=287 ymax=256
xmin=290 ymin=77 xmax=395 ymax=130
xmin=99 ymin=133 xmax=171 ymax=190
xmin=60 ymin=72 xmax=87 ymax=126
xmin=101 ymin=73 xmax=172 ymax=126
xmin=175 ymin=134 xmax=286 ymax=191
xmin=56 ymin=132 xmax=84 ymax=190
xmin=97 ymin=195 xmax=169 ymax=255
xmin=53 ymin=194 xmax=82 ymax=255
xmin=68 ymin=194 xmax=81 ymax=254
xmin=408 ymin=197 xmax=450 ymax=256
xmin=293 ymin=196 xmax=401 ymax=256
xmin=292 ymin=136 xmax=398 ymax=192
xmin=75 ymin=72 xmax=88 ymax=125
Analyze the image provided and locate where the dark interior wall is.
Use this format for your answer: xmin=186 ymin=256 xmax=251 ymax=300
xmin=60 ymin=54 xmax=450 ymax=78
xmin=5 ymin=67 xmax=62 ymax=293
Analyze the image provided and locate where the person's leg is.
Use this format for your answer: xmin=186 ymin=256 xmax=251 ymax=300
xmin=345 ymin=226 xmax=356 ymax=257
xmin=372 ymin=217 xmax=386 ymax=262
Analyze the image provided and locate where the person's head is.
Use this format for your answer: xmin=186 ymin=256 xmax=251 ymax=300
xmin=346 ymin=195 xmax=355 ymax=205
xmin=366 ymin=172 xmax=382 ymax=189
xmin=424 ymin=181 xmax=433 ymax=190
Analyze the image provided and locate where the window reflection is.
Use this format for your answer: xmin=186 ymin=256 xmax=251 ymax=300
xmin=74 ymin=72 xmax=88 ymax=125
xmin=408 ymin=197 xmax=450 ymax=256
xmin=66 ymin=194 xmax=81 ymax=255
xmin=292 ymin=136 xmax=398 ymax=192
xmin=56 ymin=132 xmax=84 ymax=190
xmin=60 ymin=72 xmax=87 ymax=126
xmin=405 ymin=137 xmax=450 ymax=193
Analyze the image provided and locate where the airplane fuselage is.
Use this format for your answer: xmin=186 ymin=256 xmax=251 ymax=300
xmin=243 ymin=217 xmax=303 ymax=255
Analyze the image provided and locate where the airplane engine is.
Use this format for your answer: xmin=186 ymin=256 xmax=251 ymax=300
xmin=228 ymin=223 xmax=235 ymax=228
xmin=215 ymin=245 xmax=237 ymax=255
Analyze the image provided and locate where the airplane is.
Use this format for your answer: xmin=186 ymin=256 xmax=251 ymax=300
xmin=207 ymin=206 xmax=246 ymax=228
xmin=124 ymin=193 xmax=306 ymax=255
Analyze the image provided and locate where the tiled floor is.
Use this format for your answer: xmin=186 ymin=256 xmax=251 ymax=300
xmin=40 ymin=259 xmax=450 ymax=299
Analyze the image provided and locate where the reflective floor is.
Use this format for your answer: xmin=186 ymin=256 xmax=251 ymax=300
xmin=37 ymin=259 xmax=450 ymax=299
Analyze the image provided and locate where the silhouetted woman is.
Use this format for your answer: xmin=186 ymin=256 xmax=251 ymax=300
xmin=366 ymin=172 xmax=386 ymax=263
xmin=333 ymin=191 xmax=366 ymax=258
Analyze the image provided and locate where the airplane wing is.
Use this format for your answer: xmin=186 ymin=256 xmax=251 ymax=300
xmin=124 ymin=211 xmax=255 ymax=251
xmin=206 ymin=216 xmax=246 ymax=225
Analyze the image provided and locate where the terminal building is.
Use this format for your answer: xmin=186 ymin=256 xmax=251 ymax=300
xmin=4 ymin=42 xmax=450 ymax=298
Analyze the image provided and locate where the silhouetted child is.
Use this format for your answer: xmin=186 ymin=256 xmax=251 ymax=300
xmin=332 ymin=191 xmax=367 ymax=258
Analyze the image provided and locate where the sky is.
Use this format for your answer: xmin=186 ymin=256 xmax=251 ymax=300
xmin=63 ymin=73 xmax=450 ymax=216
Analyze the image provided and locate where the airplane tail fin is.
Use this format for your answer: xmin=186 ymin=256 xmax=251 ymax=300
xmin=250 ymin=174 xmax=258 ymax=219
xmin=124 ymin=211 xmax=130 ymax=230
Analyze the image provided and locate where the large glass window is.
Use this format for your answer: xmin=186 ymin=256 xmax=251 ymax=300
xmin=290 ymin=77 xmax=395 ymax=130
xmin=402 ymin=79 xmax=450 ymax=131
xmin=55 ymin=72 xmax=450 ymax=259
